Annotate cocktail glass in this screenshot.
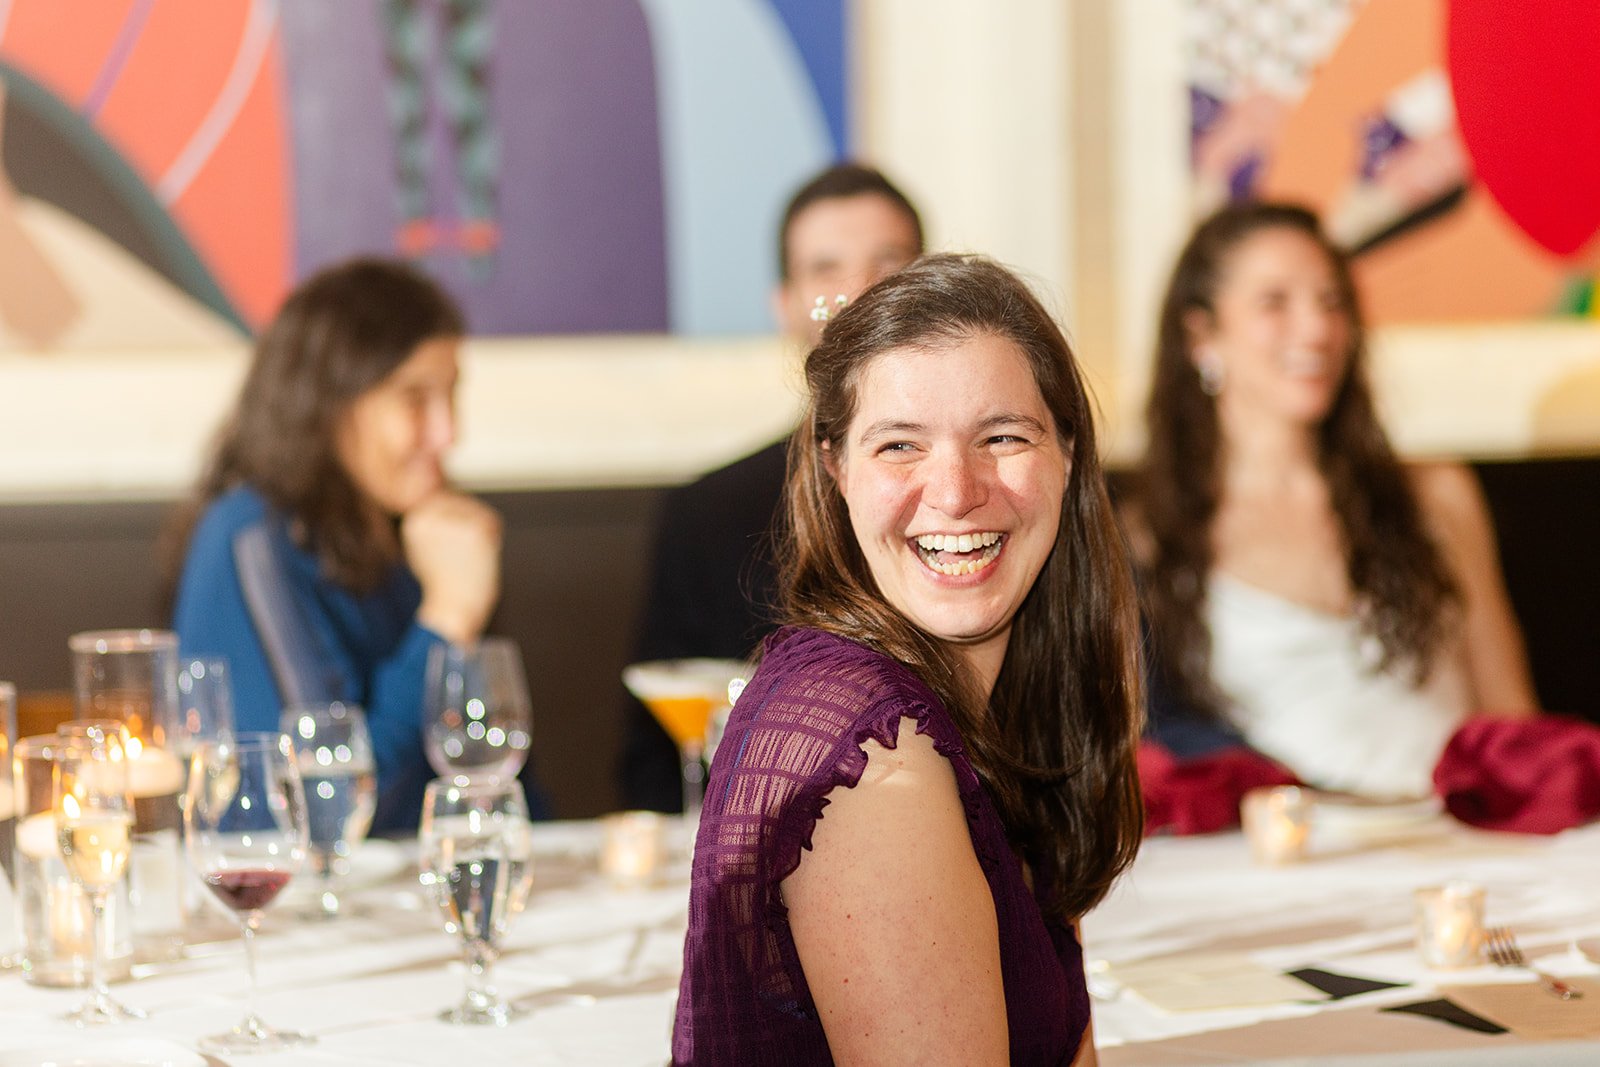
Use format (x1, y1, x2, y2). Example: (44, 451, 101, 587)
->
(621, 659, 747, 824)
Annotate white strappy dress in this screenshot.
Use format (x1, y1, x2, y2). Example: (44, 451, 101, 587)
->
(1205, 572, 1470, 799)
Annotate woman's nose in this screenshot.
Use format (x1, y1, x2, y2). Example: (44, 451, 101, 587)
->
(923, 450, 987, 517)
(425, 398, 457, 452)
(1297, 300, 1341, 344)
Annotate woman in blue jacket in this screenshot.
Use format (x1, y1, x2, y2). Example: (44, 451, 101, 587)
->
(169, 259, 504, 832)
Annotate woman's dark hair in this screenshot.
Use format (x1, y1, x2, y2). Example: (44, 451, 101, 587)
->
(1136, 202, 1458, 716)
(780, 252, 1143, 921)
(165, 258, 464, 592)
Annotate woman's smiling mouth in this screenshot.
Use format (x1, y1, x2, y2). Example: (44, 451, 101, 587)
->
(912, 531, 1005, 576)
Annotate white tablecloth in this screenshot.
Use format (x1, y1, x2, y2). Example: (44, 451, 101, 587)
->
(1083, 817, 1600, 1066)
(8, 814, 1599, 1065)
(0, 821, 688, 1066)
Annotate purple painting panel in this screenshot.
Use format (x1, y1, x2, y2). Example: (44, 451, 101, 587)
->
(278, 0, 667, 335)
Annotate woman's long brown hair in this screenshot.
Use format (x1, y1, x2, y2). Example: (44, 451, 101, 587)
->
(779, 253, 1144, 921)
(1136, 202, 1458, 717)
(163, 258, 464, 595)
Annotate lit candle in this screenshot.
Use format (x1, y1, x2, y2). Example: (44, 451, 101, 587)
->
(601, 811, 665, 889)
(16, 812, 94, 957)
(124, 737, 185, 799)
(1415, 882, 1485, 968)
(1240, 786, 1312, 865)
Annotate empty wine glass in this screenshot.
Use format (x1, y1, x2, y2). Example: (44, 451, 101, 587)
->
(0, 680, 17, 971)
(53, 720, 142, 1024)
(418, 776, 534, 1025)
(423, 639, 532, 782)
(174, 657, 235, 756)
(281, 703, 375, 919)
(184, 733, 311, 1054)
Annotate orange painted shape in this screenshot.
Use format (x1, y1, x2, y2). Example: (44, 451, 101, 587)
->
(168, 34, 292, 329)
(0, 0, 137, 106)
(94, 0, 249, 183)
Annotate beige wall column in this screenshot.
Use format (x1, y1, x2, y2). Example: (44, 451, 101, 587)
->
(856, 0, 1076, 330)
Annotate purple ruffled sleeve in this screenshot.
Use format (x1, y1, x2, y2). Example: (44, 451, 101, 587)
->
(672, 627, 1088, 1066)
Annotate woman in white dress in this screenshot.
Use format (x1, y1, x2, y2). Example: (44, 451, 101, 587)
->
(1128, 202, 1537, 799)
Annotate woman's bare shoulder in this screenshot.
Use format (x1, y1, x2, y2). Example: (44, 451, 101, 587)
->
(1404, 460, 1488, 527)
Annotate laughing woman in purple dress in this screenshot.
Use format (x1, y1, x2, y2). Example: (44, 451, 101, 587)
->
(673, 254, 1144, 1065)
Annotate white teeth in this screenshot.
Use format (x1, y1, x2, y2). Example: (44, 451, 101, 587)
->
(914, 531, 1001, 551)
(912, 532, 1005, 576)
(1282, 350, 1327, 375)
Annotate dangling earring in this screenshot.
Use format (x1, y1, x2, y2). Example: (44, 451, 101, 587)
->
(1194, 346, 1224, 397)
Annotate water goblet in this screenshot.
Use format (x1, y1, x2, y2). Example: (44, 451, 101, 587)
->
(419, 776, 534, 1025)
(53, 720, 143, 1024)
(281, 703, 376, 919)
(184, 733, 312, 1054)
(423, 639, 533, 782)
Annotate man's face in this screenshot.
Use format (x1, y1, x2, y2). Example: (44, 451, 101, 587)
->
(775, 193, 922, 342)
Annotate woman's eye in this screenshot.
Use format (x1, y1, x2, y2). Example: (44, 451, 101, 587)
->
(877, 441, 917, 456)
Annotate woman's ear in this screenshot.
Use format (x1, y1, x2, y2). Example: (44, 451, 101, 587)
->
(820, 439, 843, 489)
(1182, 308, 1214, 360)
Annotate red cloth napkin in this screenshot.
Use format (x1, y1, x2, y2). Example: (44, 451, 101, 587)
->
(1434, 715, 1600, 834)
(1140, 741, 1299, 836)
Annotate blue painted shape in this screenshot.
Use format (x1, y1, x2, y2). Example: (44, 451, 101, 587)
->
(763, 0, 849, 156)
(638, 0, 833, 335)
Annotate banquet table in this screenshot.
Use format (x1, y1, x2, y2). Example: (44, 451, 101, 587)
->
(5, 814, 1600, 1065)
(1083, 814, 1600, 1066)
(0, 821, 692, 1066)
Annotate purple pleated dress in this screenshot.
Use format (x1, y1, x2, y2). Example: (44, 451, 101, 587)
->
(672, 627, 1090, 1065)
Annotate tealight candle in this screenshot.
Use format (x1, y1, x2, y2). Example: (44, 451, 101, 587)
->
(123, 737, 185, 800)
(1415, 882, 1485, 968)
(601, 811, 666, 889)
(1240, 785, 1312, 865)
(13, 736, 134, 986)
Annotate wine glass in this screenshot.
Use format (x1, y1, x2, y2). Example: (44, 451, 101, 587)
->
(52, 720, 143, 1024)
(621, 659, 748, 822)
(184, 733, 311, 1054)
(281, 703, 375, 919)
(174, 657, 236, 755)
(423, 639, 532, 782)
(0, 680, 18, 971)
(418, 776, 534, 1025)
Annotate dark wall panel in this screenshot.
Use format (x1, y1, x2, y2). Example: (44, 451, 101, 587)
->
(1, 460, 1594, 819)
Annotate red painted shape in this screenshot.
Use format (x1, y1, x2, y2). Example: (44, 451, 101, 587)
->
(1447, 0, 1600, 256)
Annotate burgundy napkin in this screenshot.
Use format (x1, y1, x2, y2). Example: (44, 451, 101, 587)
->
(1140, 741, 1299, 836)
(1434, 715, 1600, 834)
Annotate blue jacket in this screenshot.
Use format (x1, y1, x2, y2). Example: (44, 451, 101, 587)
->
(172, 485, 439, 833)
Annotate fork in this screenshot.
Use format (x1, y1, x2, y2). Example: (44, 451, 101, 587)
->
(1485, 926, 1583, 1000)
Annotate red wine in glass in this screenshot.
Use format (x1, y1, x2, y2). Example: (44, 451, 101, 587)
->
(205, 869, 293, 913)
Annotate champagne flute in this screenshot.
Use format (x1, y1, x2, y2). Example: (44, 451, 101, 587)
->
(423, 639, 533, 782)
(184, 733, 311, 1054)
(419, 776, 534, 1025)
(52, 720, 143, 1024)
(621, 659, 747, 822)
(281, 703, 376, 919)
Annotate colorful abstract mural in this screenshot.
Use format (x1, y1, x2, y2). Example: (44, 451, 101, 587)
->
(1186, 0, 1600, 324)
(0, 0, 849, 350)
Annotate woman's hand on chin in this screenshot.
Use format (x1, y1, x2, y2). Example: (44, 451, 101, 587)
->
(404, 490, 503, 645)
